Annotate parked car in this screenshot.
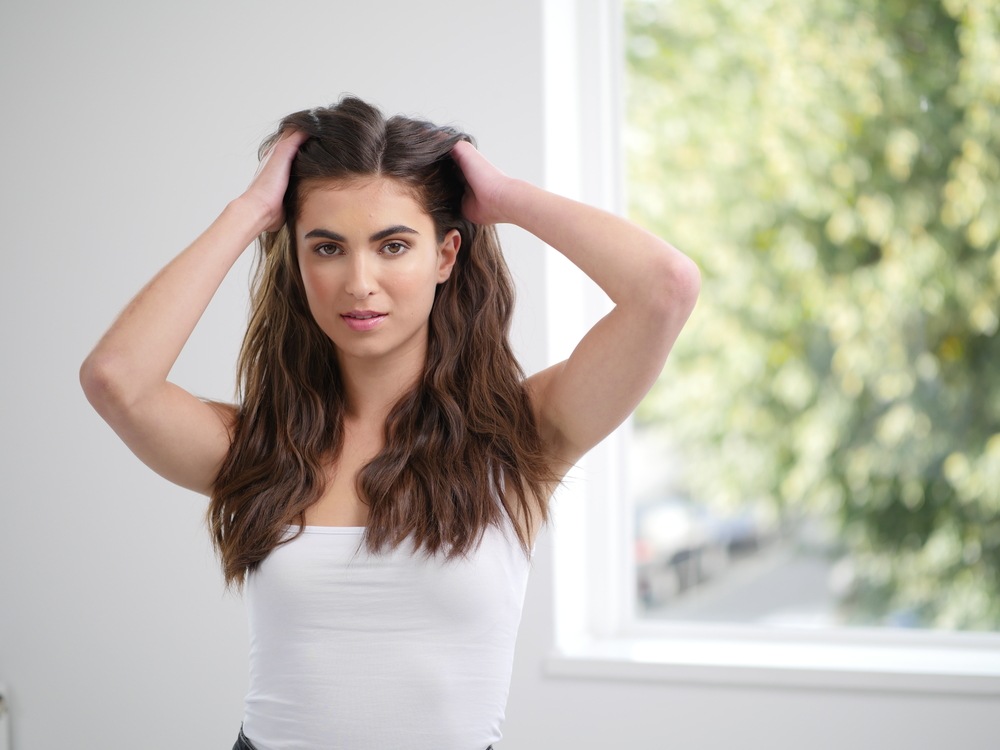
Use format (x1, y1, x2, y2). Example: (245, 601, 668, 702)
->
(635, 496, 767, 608)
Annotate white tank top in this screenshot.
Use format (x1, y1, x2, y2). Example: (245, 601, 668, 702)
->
(241, 522, 531, 750)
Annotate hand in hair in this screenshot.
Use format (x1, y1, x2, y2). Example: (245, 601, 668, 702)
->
(450, 140, 514, 226)
(79, 127, 309, 497)
(245, 128, 310, 232)
(450, 139, 701, 470)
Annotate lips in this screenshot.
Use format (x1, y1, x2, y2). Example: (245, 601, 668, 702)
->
(340, 310, 387, 332)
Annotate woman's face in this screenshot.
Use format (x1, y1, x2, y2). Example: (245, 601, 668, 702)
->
(294, 176, 460, 370)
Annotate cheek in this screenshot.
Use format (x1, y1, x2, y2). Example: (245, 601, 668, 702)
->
(400, 271, 440, 315)
(298, 267, 336, 318)
(298, 271, 318, 309)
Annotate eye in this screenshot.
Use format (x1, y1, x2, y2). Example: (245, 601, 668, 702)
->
(314, 243, 343, 257)
(381, 241, 408, 256)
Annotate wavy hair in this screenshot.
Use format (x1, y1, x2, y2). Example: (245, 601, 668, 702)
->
(207, 97, 553, 588)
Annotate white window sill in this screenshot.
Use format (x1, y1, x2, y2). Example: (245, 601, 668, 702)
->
(544, 635, 1000, 696)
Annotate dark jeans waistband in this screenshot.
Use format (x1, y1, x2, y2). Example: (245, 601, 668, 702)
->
(232, 726, 256, 750)
(233, 727, 257, 750)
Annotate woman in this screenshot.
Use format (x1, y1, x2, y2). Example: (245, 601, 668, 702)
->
(80, 97, 699, 750)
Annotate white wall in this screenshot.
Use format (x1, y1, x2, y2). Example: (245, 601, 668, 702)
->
(0, 1, 996, 749)
(0, 1, 546, 748)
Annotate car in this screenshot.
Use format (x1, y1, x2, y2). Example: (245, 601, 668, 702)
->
(635, 496, 768, 608)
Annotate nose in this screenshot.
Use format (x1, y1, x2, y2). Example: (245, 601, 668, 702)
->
(344, 254, 378, 299)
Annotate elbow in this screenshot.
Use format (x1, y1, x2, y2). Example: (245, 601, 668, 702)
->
(647, 248, 701, 322)
(675, 254, 702, 313)
(79, 350, 129, 417)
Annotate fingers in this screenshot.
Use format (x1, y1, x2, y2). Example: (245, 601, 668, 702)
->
(245, 128, 310, 231)
(451, 139, 476, 159)
(277, 127, 310, 151)
(450, 141, 511, 225)
(257, 128, 308, 175)
(450, 140, 482, 175)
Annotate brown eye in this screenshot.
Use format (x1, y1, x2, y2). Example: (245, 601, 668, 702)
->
(315, 243, 342, 257)
(382, 242, 408, 256)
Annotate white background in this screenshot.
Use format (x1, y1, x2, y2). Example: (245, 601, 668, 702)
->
(0, 0, 996, 748)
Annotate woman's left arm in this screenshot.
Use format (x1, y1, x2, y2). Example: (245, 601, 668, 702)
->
(452, 141, 701, 468)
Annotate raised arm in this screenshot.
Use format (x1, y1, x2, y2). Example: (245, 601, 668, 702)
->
(451, 140, 700, 469)
(79, 129, 308, 494)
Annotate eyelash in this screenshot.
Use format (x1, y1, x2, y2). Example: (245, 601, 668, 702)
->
(381, 241, 408, 256)
(313, 241, 409, 257)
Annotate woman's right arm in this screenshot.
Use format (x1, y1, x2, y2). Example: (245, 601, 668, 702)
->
(79, 129, 308, 495)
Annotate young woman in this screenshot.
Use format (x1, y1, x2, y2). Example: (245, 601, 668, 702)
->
(80, 97, 699, 750)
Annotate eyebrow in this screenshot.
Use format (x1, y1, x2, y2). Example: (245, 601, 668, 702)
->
(303, 225, 420, 243)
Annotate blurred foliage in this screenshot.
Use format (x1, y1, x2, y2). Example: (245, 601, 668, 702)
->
(626, 0, 1000, 629)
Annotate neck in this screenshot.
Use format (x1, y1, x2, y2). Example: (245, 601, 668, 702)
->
(336, 341, 427, 423)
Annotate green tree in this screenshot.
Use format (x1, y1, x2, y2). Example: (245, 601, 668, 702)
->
(627, 0, 1000, 628)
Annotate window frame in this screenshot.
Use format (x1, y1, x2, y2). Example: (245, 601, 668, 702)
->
(540, 0, 1000, 697)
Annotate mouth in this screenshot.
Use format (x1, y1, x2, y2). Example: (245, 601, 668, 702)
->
(340, 310, 388, 331)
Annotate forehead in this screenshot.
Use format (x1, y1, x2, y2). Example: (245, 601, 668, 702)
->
(296, 177, 430, 232)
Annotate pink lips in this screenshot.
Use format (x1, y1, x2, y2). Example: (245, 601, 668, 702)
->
(341, 310, 387, 332)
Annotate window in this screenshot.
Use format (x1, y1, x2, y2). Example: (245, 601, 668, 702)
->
(625, 0, 1000, 634)
(542, 0, 1000, 694)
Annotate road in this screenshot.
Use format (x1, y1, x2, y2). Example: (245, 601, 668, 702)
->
(642, 543, 841, 627)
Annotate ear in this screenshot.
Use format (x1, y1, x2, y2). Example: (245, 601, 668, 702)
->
(436, 228, 461, 283)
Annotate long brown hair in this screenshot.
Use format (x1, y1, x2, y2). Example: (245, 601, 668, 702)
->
(207, 97, 553, 588)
